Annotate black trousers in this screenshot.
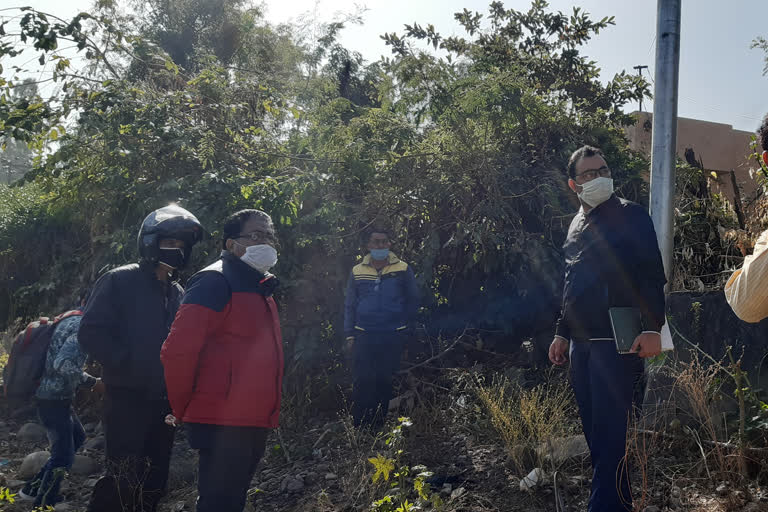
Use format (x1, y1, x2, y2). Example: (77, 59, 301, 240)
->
(87, 388, 174, 512)
(351, 331, 405, 426)
(186, 423, 269, 512)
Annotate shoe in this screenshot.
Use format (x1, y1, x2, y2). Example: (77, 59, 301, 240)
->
(16, 489, 36, 502)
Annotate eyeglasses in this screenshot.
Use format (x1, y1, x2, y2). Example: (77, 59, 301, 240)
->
(574, 167, 611, 183)
(237, 230, 277, 244)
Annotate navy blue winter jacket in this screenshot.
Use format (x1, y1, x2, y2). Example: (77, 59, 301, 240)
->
(554, 195, 667, 341)
(344, 253, 419, 337)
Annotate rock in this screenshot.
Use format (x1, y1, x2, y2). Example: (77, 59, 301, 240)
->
(537, 435, 588, 464)
(168, 454, 197, 485)
(670, 486, 681, 499)
(17, 423, 48, 444)
(84, 436, 106, 451)
(717, 482, 729, 497)
(280, 476, 304, 493)
(83, 423, 97, 433)
(54, 503, 72, 511)
(450, 487, 466, 500)
(441, 483, 453, 495)
(71, 455, 100, 476)
(324, 472, 337, 481)
(19, 451, 50, 479)
(84, 478, 99, 488)
(6, 479, 26, 489)
(388, 390, 416, 412)
(519, 468, 543, 492)
(303, 472, 318, 485)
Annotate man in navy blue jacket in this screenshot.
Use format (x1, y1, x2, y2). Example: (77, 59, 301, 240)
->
(344, 228, 419, 426)
(549, 146, 666, 512)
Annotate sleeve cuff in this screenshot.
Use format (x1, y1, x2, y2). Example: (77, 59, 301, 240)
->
(641, 331, 661, 335)
(553, 335, 569, 343)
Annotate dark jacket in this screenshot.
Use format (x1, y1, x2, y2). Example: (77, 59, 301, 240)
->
(344, 253, 419, 337)
(161, 252, 283, 428)
(554, 195, 666, 341)
(78, 262, 182, 395)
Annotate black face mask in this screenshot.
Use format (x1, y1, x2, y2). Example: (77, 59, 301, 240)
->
(158, 248, 186, 269)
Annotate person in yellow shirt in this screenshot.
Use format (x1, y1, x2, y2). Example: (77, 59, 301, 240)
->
(725, 115, 768, 322)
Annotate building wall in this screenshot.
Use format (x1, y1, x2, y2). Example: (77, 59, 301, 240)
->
(625, 111, 758, 206)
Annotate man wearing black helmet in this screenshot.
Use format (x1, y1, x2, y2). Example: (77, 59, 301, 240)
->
(79, 205, 203, 512)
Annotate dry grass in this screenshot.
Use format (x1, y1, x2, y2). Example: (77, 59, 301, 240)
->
(669, 353, 735, 480)
(473, 370, 576, 474)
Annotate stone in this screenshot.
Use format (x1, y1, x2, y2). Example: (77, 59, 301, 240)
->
(537, 435, 588, 464)
(717, 482, 729, 497)
(303, 472, 318, 485)
(280, 476, 304, 493)
(6, 479, 26, 489)
(168, 455, 197, 485)
(670, 486, 682, 499)
(18, 451, 50, 479)
(70, 455, 100, 476)
(54, 503, 72, 511)
(324, 472, 337, 481)
(450, 487, 466, 500)
(84, 436, 105, 451)
(17, 423, 47, 444)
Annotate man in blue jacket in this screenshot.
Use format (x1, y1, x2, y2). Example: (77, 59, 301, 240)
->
(344, 228, 419, 426)
(549, 146, 666, 512)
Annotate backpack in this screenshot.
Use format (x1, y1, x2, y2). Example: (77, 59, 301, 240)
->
(2, 310, 83, 402)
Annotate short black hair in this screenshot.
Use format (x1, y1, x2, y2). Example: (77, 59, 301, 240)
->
(759, 113, 768, 153)
(222, 209, 273, 249)
(567, 145, 604, 179)
(363, 225, 390, 245)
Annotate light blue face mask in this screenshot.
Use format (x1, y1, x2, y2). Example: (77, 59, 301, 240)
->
(370, 248, 390, 261)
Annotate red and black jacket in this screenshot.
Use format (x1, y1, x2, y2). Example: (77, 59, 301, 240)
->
(161, 252, 283, 428)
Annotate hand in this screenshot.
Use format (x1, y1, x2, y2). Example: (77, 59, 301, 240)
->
(630, 332, 662, 358)
(549, 337, 569, 366)
(91, 378, 105, 394)
(165, 414, 181, 427)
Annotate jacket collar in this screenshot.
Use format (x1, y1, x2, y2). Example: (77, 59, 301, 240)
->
(221, 251, 279, 296)
(362, 252, 401, 266)
(582, 194, 620, 217)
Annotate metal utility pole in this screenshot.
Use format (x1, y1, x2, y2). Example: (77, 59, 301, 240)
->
(649, 0, 681, 285)
(633, 65, 649, 111)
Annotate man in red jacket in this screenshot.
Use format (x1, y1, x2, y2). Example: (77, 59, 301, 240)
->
(161, 209, 283, 512)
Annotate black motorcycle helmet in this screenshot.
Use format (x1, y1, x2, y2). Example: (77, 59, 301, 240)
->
(137, 205, 203, 267)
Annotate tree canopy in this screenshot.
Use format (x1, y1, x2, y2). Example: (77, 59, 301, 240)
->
(0, 0, 651, 361)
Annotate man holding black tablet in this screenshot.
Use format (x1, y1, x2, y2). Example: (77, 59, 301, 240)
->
(548, 146, 666, 512)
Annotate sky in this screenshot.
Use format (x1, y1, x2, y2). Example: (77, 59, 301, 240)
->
(3, 0, 768, 132)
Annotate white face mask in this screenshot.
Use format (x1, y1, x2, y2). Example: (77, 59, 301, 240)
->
(577, 177, 614, 207)
(238, 244, 278, 273)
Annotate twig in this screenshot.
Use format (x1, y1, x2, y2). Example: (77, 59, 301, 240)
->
(399, 328, 468, 373)
(276, 427, 292, 464)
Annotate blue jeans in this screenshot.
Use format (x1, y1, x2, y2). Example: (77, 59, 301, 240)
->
(23, 399, 85, 506)
(569, 340, 645, 512)
(351, 331, 405, 426)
